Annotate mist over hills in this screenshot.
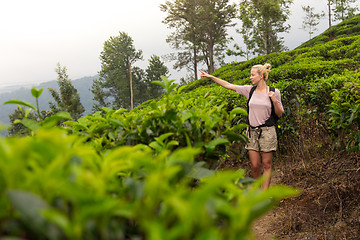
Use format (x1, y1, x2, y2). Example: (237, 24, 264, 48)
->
(0, 75, 97, 124)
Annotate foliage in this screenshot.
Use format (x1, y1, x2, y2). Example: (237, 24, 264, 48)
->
(64, 76, 248, 167)
(330, 0, 359, 22)
(0, 127, 299, 239)
(92, 32, 143, 111)
(4, 87, 73, 136)
(238, 0, 293, 55)
(7, 107, 38, 136)
(0, 77, 299, 239)
(328, 75, 360, 151)
(160, 0, 237, 74)
(182, 14, 360, 152)
(301, 5, 325, 40)
(297, 13, 360, 48)
(144, 55, 169, 99)
(48, 63, 85, 121)
(3, 12, 360, 240)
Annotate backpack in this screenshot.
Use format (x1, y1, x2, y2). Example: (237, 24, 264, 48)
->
(246, 85, 279, 128)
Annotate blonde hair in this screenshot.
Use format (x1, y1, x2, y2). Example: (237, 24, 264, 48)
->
(252, 63, 272, 81)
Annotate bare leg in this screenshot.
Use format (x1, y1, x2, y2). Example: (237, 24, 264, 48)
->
(249, 150, 261, 179)
(261, 152, 273, 189)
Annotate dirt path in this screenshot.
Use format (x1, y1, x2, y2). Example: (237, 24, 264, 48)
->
(252, 168, 283, 240)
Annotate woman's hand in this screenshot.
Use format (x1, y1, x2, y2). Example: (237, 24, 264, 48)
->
(269, 91, 277, 102)
(199, 69, 211, 79)
(198, 69, 236, 91)
(269, 91, 284, 117)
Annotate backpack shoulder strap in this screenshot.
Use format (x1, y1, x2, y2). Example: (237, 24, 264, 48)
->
(246, 86, 257, 125)
(248, 86, 257, 102)
(269, 86, 275, 92)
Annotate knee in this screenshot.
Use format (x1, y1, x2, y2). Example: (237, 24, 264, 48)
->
(263, 161, 272, 171)
(251, 162, 261, 171)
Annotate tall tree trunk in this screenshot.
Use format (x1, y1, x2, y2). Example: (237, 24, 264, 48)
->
(262, 17, 268, 55)
(208, 42, 215, 74)
(328, 0, 332, 28)
(263, 34, 268, 55)
(129, 63, 134, 110)
(193, 44, 198, 80)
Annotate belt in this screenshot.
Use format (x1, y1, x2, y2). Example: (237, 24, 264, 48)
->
(248, 126, 263, 140)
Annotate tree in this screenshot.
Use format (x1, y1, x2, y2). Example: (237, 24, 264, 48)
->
(301, 5, 325, 39)
(164, 36, 201, 81)
(91, 77, 110, 112)
(131, 66, 148, 107)
(161, 0, 237, 74)
(7, 108, 37, 136)
(145, 55, 169, 99)
(226, 42, 246, 60)
(331, 0, 359, 22)
(327, 0, 359, 28)
(92, 32, 143, 110)
(239, 0, 293, 55)
(48, 63, 85, 120)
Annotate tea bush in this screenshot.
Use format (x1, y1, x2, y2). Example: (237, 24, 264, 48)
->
(0, 127, 299, 239)
(63, 78, 248, 168)
(3, 14, 360, 239)
(328, 76, 360, 151)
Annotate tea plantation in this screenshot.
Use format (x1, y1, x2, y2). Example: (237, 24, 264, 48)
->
(1, 14, 360, 240)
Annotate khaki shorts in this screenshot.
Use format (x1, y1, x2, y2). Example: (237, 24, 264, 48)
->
(245, 126, 277, 152)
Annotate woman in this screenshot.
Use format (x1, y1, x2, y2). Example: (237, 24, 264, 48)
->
(199, 63, 284, 189)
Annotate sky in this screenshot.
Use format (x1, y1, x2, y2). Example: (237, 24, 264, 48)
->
(0, 0, 357, 89)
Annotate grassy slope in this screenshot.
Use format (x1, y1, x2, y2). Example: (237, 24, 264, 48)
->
(179, 14, 360, 239)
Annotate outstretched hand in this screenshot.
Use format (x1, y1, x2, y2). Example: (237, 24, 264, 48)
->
(199, 69, 211, 79)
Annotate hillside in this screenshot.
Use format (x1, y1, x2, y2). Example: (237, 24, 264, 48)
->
(0, 15, 359, 240)
(185, 14, 360, 239)
(0, 75, 97, 124)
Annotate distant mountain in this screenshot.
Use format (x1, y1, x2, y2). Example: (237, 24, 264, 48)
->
(0, 75, 98, 125)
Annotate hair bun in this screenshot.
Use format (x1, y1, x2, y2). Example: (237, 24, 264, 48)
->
(264, 63, 272, 72)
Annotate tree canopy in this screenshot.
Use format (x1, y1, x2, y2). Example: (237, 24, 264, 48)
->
(92, 32, 143, 111)
(48, 63, 85, 121)
(161, 0, 237, 74)
(239, 0, 293, 55)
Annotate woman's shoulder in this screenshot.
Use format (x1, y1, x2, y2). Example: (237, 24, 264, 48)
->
(235, 85, 253, 91)
(270, 86, 281, 93)
(235, 85, 253, 97)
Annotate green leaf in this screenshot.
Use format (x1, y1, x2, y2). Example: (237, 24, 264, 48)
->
(31, 87, 44, 98)
(20, 118, 40, 132)
(205, 138, 229, 153)
(187, 162, 215, 180)
(230, 107, 248, 120)
(151, 80, 165, 89)
(168, 147, 201, 164)
(3, 100, 37, 110)
(42, 209, 72, 237)
(177, 85, 187, 93)
(181, 110, 193, 122)
(24, 108, 33, 118)
(155, 132, 174, 143)
(101, 107, 113, 113)
(149, 141, 162, 152)
(42, 112, 72, 128)
(223, 131, 248, 143)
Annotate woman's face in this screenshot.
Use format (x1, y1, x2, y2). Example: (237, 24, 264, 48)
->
(250, 68, 263, 85)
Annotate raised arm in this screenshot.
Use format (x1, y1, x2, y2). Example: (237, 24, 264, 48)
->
(199, 69, 237, 91)
(269, 91, 284, 118)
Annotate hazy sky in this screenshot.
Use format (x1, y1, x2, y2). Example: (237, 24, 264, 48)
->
(0, 0, 355, 88)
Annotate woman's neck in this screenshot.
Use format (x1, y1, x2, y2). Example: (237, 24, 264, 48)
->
(256, 80, 268, 93)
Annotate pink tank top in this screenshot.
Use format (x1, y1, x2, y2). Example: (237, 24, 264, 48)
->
(235, 85, 283, 127)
